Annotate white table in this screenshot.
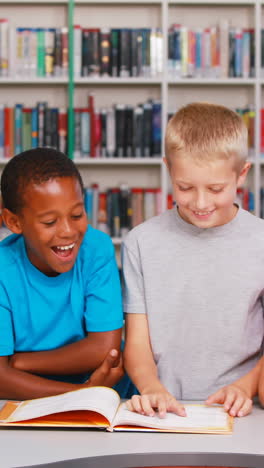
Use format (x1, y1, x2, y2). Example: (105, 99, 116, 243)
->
(0, 401, 264, 468)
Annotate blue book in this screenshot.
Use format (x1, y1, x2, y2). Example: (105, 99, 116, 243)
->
(31, 107, 38, 148)
(14, 104, 23, 155)
(234, 29, 243, 77)
(151, 101, 161, 156)
(173, 26, 181, 76)
(84, 188, 93, 223)
(195, 30, 202, 75)
(249, 191, 254, 213)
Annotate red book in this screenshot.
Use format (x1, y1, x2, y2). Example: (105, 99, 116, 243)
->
(167, 193, 174, 210)
(4, 107, 14, 159)
(261, 109, 264, 154)
(58, 108, 67, 154)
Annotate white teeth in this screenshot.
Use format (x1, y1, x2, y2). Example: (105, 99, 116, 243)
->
(195, 211, 211, 215)
(56, 243, 75, 251)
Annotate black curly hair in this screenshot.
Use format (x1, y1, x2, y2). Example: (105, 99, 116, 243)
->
(1, 147, 84, 214)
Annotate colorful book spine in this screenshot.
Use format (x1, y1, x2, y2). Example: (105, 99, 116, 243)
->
(14, 104, 23, 155)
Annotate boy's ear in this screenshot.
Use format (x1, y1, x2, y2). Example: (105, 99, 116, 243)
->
(237, 161, 251, 187)
(2, 208, 22, 234)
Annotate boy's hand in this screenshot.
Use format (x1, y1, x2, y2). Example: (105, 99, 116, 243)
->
(84, 349, 124, 389)
(126, 391, 186, 418)
(206, 384, 253, 417)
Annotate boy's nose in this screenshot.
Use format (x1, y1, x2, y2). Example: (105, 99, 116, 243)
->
(194, 191, 210, 211)
(58, 219, 74, 237)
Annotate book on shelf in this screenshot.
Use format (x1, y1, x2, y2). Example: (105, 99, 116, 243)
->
(84, 184, 166, 237)
(168, 22, 255, 79)
(0, 386, 233, 434)
(0, 100, 254, 160)
(0, 20, 164, 79)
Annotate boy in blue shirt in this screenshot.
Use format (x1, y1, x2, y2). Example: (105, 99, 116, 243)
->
(0, 147, 124, 399)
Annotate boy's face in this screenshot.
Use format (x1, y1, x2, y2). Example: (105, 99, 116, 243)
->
(167, 156, 250, 229)
(14, 177, 87, 276)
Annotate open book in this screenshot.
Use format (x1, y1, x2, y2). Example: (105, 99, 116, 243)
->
(0, 386, 233, 434)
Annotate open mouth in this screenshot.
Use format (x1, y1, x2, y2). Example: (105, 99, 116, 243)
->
(193, 210, 214, 218)
(51, 243, 75, 258)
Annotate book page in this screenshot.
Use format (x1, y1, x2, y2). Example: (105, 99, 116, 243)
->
(113, 404, 232, 433)
(2, 386, 120, 424)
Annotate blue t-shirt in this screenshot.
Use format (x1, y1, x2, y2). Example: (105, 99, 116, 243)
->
(0, 227, 123, 366)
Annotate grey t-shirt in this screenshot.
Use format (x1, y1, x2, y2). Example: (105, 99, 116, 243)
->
(122, 207, 264, 400)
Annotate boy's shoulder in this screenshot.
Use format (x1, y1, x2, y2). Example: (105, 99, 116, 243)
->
(239, 208, 264, 238)
(0, 233, 22, 275)
(124, 209, 175, 246)
(80, 225, 115, 260)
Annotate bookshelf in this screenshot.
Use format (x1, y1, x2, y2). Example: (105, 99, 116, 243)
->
(0, 0, 263, 223)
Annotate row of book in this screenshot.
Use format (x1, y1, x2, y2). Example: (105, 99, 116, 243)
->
(74, 99, 161, 159)
(0, 96, 162, 159)
(0, 21, 68, 78)
(168, 22, 254, 79)
(0, 100, 255, 160)
(75, 26, 162, 78)
(0, 19, 263, 80)
(0, 21, 163, 78)
(84, 184, 173, 238)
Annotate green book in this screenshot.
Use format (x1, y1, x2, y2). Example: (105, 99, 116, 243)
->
(22, 109, 32, 151)
(37, 28, 45, 77)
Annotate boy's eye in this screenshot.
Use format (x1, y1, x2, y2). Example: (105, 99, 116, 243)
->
(72, 213, 83, 220)
(210, 188, 223, 193)
(42, 220, 56, 226)
(178, 186, 192, 191)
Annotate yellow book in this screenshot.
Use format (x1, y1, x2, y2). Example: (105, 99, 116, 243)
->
(0, 386, 233, 434)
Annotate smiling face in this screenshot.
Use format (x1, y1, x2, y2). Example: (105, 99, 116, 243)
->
(167, 156, 250, 229)
(8, 176, 88, 276)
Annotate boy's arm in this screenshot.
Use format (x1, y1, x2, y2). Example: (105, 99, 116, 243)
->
(10, 328, 122, 375)
(0, 349, 123, 400)
(258, 357, 264, 405)
(124, 313, 185, 417)
(206, 358, 263, 417)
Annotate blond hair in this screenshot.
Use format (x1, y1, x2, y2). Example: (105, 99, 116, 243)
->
(165, 102, 248, 171)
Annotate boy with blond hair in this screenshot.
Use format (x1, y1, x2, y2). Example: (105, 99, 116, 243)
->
(123, 102, 264, 418)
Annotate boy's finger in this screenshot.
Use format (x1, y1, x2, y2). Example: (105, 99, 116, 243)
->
(237, 398, 253, 417)
(205, 389, 224, 406)
(168, 399, 186, 417)
(141, 394, 155, 416)
(229, 395, 245, 417)
(223, 390, 236, 412)
(125, 399, 133, 411)
(130, 395, 145, 414)
(156, 396, 167, 418)
(100, 349, 119, 372)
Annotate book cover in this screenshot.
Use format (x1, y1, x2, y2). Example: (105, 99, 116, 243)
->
(74, 25, 82, 78)
(110, 28, 119, 77)
(100, 28, 111, 76)
(119, 29, 131, 77)
(115, 104, 126, 157)
(54, 28, 62, 77)
(80, 108, 90, 157)
(22, 108, 32, 152)
(87, 28, 100, 77)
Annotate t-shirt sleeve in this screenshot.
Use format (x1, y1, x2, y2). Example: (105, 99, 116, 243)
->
(0, 283, 14, 356)
(84, 239, 123, 332)
(121, 238, 146, 314)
